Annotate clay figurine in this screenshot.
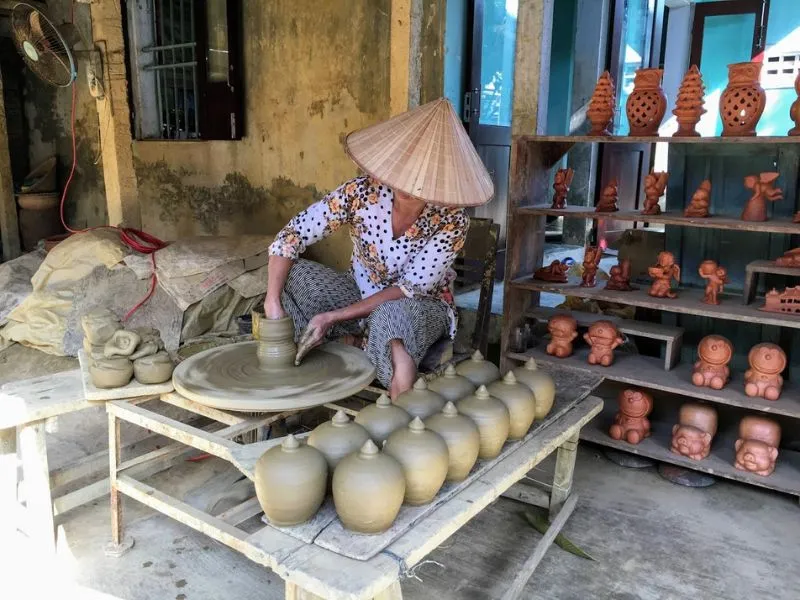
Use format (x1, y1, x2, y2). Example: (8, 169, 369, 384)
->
(307, 410, 371, 472)
(626, 68, 667, 136)
(775, 248, 800, 268)
(648, 251, 680, 299)
(581, 246, 602, 288)
(744, 343, 786, 401)
(762, 287, 800, 314)
(720, 62, 765, 137)
(384, 417, 450, 505)
(698, 260, 728, 305)
(133, 351, 174, 385)
(608, 388, 653, 444)
(486, 372, 536, 440)
(394, 378, 447, 420)
(672, 65, 706, 138)
(587, 71, 616, 136)
(734, 416, 781, 477)
(427, 364, 476, 402)
(103, 329, 142, 359)
(534, 260, 569, 283)
(456, 385, 510, 460)
(691, 335, 733, 390)
(454, 350, 501, 387)
(671, 403, 717, 460)
(583, 320, 624, 367)
(790, 72, 800, 136)
(641, 171, 668, 215)
(596, 179, 619, 213)
(425, 402, 481, 482)
(354, 393, 412, 444)
(546, 314, 578, 358)
(605, 258, 634, 292)
(89, 357, 134, 389)
(551, 168, 574, 209)
(511, 358, 556, 420)
(683, 180, 712, 218)
(741, 172, 783, 222)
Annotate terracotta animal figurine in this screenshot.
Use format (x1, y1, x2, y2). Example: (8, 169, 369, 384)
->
(762, 287, 800, 314)
(641, 171, 668, 215)
(608, 388, 653, 444)
(735, 416, 781, 477)
(684, 180, 711, 217)
(741, 172, 783, 222)
(671, 403, 717, 461)
(790, 72, 800, 136)
(775, 248, 800, 268)
(581, 246, 602, 288)
(626, 68, 666, 136)
(546, 314, 578, 358)
(596, 179, 619, 212)
(691, 335, 733, 390)
(648, 251, 680, 299)
(673, 65, 706, 138)
(698, 260, 728, 305)
(583, 320, 624, 367)
(587, 71, 616, 136)
(534, 260, 569, 283)
(551, 168, 574, 209)
(744, 343, 786, 401)
(605, 258, 634, 291)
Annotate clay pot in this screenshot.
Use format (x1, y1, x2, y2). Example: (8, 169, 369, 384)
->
(425, 402, 480, 482)
(307, 410, 371, 472)
(394, 378, 446, 420)
(133, 351, 174, 385)
(626, 68, 667, 136)
(17, 192, 63, 252)
(252, 311, 297, 369)
(103, 329, 142, 358)
(81, 308, 121, 345)
(89, 357, 133, 389)
(254, 434, 327, 526)
(456, 385, 510, 459)
(354, 393, 412, 444)
(720, 62, 765, 137)
(486, 372, 536, 440)
(512, 359, 556, 420)
(427, 364, 476, 402)
(332, 440, 405, 534)
(455, 350, 501, 387)
(384, 417, 449, 505)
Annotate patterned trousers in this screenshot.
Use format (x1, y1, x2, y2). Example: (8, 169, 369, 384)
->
(280, 259, 450, 387)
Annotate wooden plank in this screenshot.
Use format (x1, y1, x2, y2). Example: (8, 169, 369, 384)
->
(526, 306, 684, 341)
(0, 370, 88, 429)
(500, 482, 550, 509)
(263, 498, 338, 544)
(78, 351, 173, 401)
(159, 392, 246, 426)
(513, 134, 800, 145)
(18, 421, 55, 551)
(0, 67, 20, 260)
(218, 496, 263, 526)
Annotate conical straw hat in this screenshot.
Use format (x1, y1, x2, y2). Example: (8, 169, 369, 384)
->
(345, 98, 494, 207)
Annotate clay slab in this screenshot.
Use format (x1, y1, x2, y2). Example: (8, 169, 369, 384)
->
(78, 350, 174, 401)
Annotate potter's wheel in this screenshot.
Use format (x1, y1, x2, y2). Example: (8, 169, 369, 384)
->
(172, 341, 376, 412)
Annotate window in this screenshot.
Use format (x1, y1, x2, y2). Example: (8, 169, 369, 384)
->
(763, 52, 800, 89)
(125, 0, 243, 140)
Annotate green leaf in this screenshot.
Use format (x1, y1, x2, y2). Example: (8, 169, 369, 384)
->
(523, 510, 595, 561)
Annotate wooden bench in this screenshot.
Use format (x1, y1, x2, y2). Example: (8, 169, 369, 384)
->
(743, 259, 800, 305)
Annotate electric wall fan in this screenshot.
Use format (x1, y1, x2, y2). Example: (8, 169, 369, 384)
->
(11, 2, 77, 87)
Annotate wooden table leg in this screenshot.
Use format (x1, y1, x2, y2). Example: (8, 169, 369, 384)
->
(0, 426, 17, 539)
(19, 420, 56, 552)
(549, 431, 579, 519)
(104, 412, 134, 557)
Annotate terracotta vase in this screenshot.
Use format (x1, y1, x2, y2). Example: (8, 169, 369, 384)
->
(719, 62, 765, 137)
(133, 351, 174, 385)
(512, 359, 556, 420)
(103, 329, 142, 358)
(89, 357, 133, 389)
(307, 410, 371, 472)
(394, 378, 447, 420)
(486, 372, 536, 440)
(254, 434, 327, 526)
(456, 385, 510, 459)
(424, 402, 481, 482)
(455, 350, 501, 387)
(734, 416, 781, 476)
(626, 68, 667, 136)
(332, 439, 405, 533)
(744, 343, 786, 401)
(670, 403, 717, 461)
(354, 393, 412, 444)
(427, 364, 476, 402)
(384, 417, 450, 505)
(252, 311, 297, 369)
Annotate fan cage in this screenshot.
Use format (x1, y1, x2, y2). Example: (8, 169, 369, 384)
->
(11, 2, 77, 88)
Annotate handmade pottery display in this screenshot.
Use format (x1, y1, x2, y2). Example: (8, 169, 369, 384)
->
(691, 335, 733, 390)
(354, 393, 412, 444)
(587, 71, 616, 136)
(551, 168, 574, 209)
(455, 350, 501, 387)
(512, 359, 555, 420)
(81, 308, 121, 346)
(596, 179, 619, 212)
(546, 314, 578, 358)
(424, 402, 481, 482)
(605, 258, 634, 292)
(384, 417, 449, 505)
(741, 173, 783, 222)
(775, 248, 800, 267)
(456, 385, 510, 459)
(487, 372, 536, 440)
(648, 251, 680, 299)
(698, 260, 728, 305)
(394, 378, 447, 420)
(581, 246, 602, 288)
(332, 439, 405, 533)
(533, 260, 569, 283)
(734, 416, 781, 476)
(790, 72, 800, 136)
(133, 351, 174, 384)
(684, 180, 711, 217)
(673, 65, 706, 138)
(641, 171, 668, 215)
(254, 434, 327, 526)
(762, 287, 800, 314)
(720, 62, 765, 137)
(307, 410, 371, 471)
(626, 68, 667, 136)
(252, 311, 297, 369)
(608, 388, 653, 445)
(670, 403, 718, 461)
(584, 321, 623, 367)
(744, 343, 786, 401)
(103, 329, 142, 358)
(89, 357, 134, 389)
(427, 364, 476, 402)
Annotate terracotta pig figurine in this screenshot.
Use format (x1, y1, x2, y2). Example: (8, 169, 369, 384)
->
(609, 388, 653, 444)
(546, 314, 578, 358)
(671, 403, 717, 461)
(744, 343, 786, 401)
(551, 168, 574, 209)
(581, 246, 602, 287)
(648, 251, 680, 299)
(698, 260, 728, 305)
(734, 416, 781, 477)
(584, 321, 624, 367)
(691, 335, 733, 390)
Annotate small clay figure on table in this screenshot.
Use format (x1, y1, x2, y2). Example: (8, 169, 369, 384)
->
(609, 388, 653, 444)
(744, 342, 786, 401)
(648, 251, 680, 299)
(581, 246, 602, 287)
(533, 260, 569, 283)
(671, 403, 717, 461)
(596, 179, 619, 212)
(546, 314, 578, 358)
(551, 168, 574, 209)
(691, 335, 733, 390)
(762, 287, 800, 314)
(605, 258, 634, 291)
(735, 416, 781, 477)
(641, 171, 668, 215)
(775, 248, 800, 267)
(684, 180, 711, 218)
(698, 260, 728, 305)
(741, 172, 783, 222)
(583, 320, 624, 367)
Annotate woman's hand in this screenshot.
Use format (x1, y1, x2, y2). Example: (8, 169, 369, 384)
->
(264, 297, 286, 320)
(295, 312, 336, 364)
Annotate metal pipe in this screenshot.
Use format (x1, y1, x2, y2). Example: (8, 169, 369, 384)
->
(143, 61, 197, 72)
(170, 0, 179, 138)
(141, 41, 196, 52)
(180, 0, 188, 136)
(190, 0, 199, 137)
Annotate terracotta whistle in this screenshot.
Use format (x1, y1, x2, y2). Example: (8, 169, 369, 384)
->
(671, 403, 717, 461)
(691, 335, 732, 390)
(608, 388, 652, 444)
(744, 343, 786, 401)
(734, 416, 781, 477)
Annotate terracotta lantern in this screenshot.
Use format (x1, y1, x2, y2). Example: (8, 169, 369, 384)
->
(587, 71, 616, 136)
(691, 335, 733, 390)
(734, 416, 781, 477)
(719, 62, 766, 137)
(626, 68, 667, 136)
(671, 403, 717, 461)
(546, 314, 578, 358)
(789, 72, 800, 136)
(551, 168, 574, 209)
(583, 320, 624, 367)
(608, 388, 653, 444)
(744, 343, 786, 401)
(673, 65, 706, 138)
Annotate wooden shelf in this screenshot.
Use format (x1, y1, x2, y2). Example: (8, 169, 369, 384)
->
(505, 347, 800, 419)
(510, 276, 800, 330)
(516, 205, 800, 235)
(513, 134, 800, 145)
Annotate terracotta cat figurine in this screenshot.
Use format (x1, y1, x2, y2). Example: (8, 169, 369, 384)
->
(546, 314, 578, 358)
(691, 335, 732, 390)
(609, 388, 653, 444)
(584, 321, 624, 367)
(744, 343, 786, 401)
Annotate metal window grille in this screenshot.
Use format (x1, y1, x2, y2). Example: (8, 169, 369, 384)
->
(763, 51, 800, 90)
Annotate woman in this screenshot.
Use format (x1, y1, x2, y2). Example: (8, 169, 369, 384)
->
(264, 99, 493, 398)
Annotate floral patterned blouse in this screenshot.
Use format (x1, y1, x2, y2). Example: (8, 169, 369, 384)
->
(268, 176, 469, 337)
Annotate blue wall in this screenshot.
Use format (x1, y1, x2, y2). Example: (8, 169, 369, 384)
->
(546, 0, 577, 135)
